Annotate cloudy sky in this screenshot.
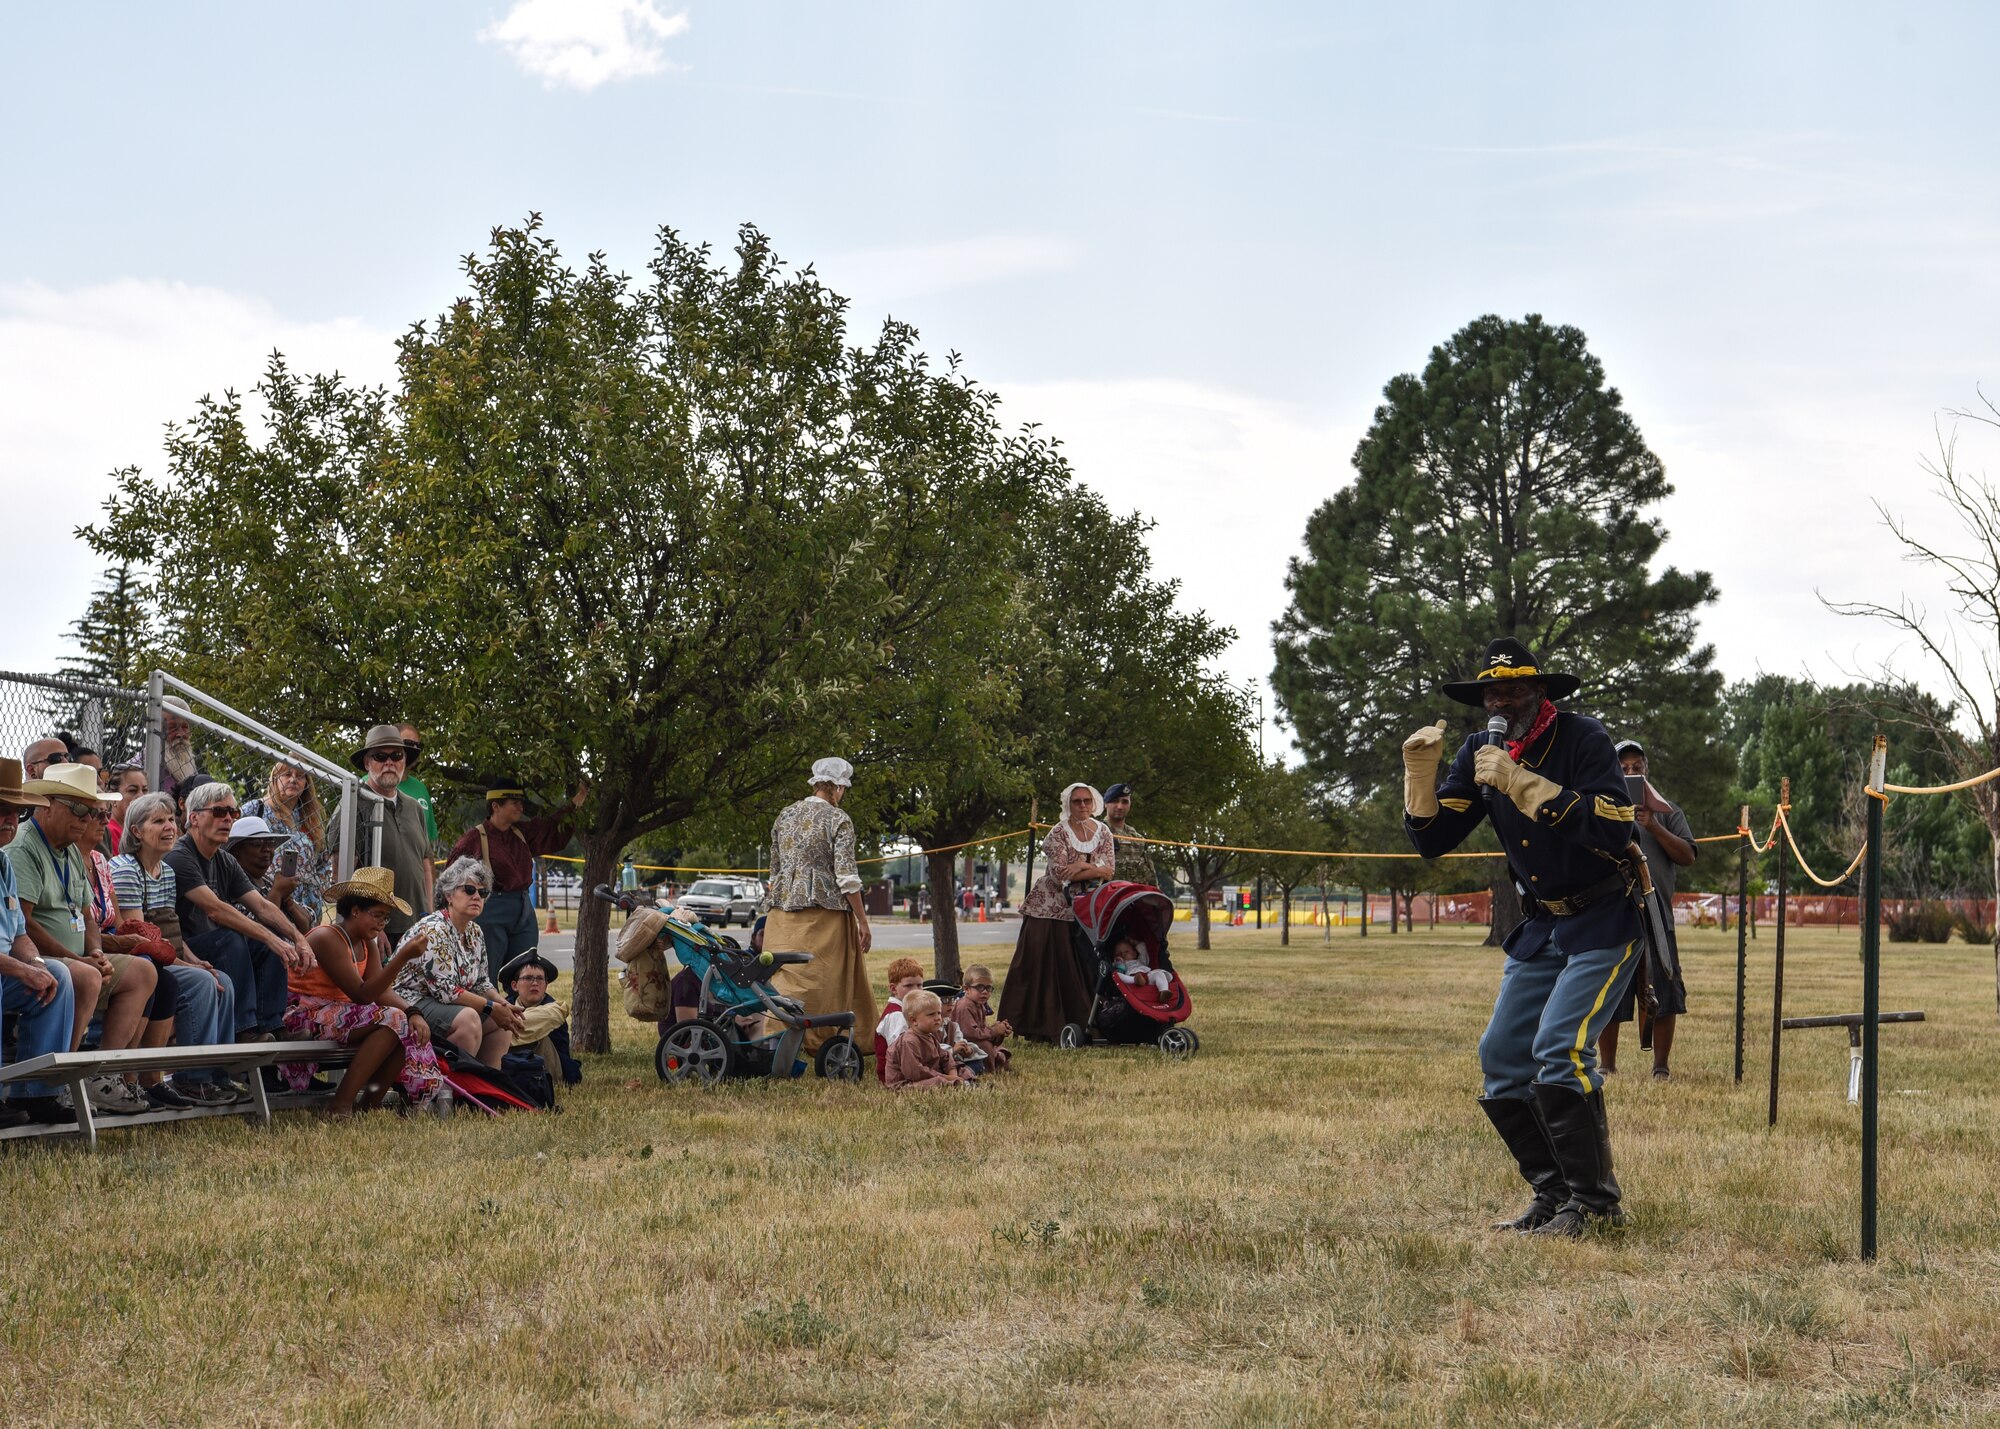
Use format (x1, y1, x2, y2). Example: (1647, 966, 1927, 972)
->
(5, 2, 1998, 749)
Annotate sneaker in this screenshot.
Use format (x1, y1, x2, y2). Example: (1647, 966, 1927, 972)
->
(142, 1082, 196, 1110)
(86, 1075, 152, 1116)
(174, 1079, 241, 1107)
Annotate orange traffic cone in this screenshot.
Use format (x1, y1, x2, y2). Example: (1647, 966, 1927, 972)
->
(979, 900, 988, 923)
(543, 907, 560, 935)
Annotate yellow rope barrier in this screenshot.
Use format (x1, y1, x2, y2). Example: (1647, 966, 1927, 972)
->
(535, 826, 1037, 878)
(1773, 805, 1867, 889)
(1027, 823, 1502, 860)
(1883, 765, 2000, 796)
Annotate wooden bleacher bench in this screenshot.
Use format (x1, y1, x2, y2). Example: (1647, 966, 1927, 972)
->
(0, 1040, 360, 1150)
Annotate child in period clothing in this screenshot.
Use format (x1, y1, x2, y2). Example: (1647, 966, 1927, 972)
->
(953, 964, 1012, 1072)
(874, 956, 924, 1084)
(1111, 934, 1171, 994)
(884, 990, 971, 1090)
(924, 978, 984, 1075)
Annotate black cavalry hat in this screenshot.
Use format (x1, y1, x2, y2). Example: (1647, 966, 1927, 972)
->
(1441, 637, 1580, 707)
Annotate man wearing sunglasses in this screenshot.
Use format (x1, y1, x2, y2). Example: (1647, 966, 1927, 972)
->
(164, 779, 313, 1043)
(332, 724, 433, 943)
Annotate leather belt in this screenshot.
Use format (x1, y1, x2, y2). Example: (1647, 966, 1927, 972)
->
(1525, 868, 1630, 919)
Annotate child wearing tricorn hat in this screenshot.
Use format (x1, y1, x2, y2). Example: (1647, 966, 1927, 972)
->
(1401, 636, 1645, 1238)
(501, 947, 583, 1087)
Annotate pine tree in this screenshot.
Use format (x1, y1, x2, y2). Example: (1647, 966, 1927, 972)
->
(1272, 314, 1726, 940)
(51, 562, 155, 760)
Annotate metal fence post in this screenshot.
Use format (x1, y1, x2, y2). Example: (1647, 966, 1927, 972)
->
(143, 670, 165, 788)
(1735, 805, 1749, 1085)
(336, 775, 361, 881)
(1861, 735, 1887, 1260)
(1767, 779, 1790, 1128)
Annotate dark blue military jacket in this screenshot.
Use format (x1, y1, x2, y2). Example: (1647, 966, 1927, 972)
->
(1405, 710, 1644, 960)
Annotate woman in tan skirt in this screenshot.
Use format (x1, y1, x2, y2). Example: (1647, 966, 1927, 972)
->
(761, 757, 875, 1056)
(999, 783, 1116, 1043)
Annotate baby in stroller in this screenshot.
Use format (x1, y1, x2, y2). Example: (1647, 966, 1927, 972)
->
(1111, 935, 1172, 995)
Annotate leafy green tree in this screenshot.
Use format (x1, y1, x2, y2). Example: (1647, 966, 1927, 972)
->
(1272, 313, 1725, 941)
(830, 383, 1244, 980)
(1725, 674, 1988, 898)
(1238, 762, 1330, 946)
(88, 218, 1078, 1050)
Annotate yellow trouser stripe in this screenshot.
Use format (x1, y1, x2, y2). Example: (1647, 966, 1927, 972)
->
(1569, 939, 1638, 1093)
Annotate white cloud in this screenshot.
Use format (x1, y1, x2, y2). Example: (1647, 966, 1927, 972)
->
(0, 279, 398, 674)
(818, 236, 1082, 302)
(481, 0, 689, 91)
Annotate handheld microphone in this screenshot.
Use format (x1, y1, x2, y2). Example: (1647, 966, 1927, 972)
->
(1481, 716, 1509, 806)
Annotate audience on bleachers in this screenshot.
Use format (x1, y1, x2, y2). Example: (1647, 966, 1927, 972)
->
(2, 707, 1033, 1133)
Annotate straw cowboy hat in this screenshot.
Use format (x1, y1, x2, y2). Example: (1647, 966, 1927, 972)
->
(1440, 637, 1581, 707)
(0, 758, 48, 810)
(23, 763, 119, 805)
(349, 723, 413, 772)
(325, 866, 413, 916)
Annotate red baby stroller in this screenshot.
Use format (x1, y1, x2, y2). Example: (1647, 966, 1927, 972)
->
(1059, 881, 1198, 1059)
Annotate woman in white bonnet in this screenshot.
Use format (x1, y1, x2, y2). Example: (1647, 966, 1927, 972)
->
(998, 782, 1113, 1042)
(760, 757, 875, 1059)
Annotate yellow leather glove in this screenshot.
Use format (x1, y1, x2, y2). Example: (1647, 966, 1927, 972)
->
(1402, 719, 1448, 818)
(1474, 744, 1561, 818)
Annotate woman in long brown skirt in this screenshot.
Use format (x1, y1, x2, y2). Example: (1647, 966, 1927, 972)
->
(999, 783, 1116, 1042)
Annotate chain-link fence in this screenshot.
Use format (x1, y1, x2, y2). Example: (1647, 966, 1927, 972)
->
(0, 669, 383, 879)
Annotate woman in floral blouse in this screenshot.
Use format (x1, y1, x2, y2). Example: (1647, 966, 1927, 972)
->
(999, 782, 1115, 1042)
(760, 756, 875, 1058)
(393, 856, 525, 1067)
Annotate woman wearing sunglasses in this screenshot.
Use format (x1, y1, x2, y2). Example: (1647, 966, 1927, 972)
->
(392, 856, 526, 1067)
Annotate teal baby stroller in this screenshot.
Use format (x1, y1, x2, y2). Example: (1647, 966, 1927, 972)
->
(597, 885, 864, 1085)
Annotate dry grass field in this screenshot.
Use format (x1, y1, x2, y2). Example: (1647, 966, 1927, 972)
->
(5, 921, 2000, 1427)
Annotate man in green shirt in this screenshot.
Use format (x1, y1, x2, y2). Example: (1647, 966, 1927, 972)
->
(397, 722, 439, 847)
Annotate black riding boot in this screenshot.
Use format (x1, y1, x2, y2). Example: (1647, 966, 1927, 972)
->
(1528, 1082, 1628, 1237)
(1478, 1095, 1568, 1232)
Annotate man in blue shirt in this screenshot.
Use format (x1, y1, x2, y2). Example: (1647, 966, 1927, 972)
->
(0, 758, 77, 1126)
(1404, 638, 1644, 1237)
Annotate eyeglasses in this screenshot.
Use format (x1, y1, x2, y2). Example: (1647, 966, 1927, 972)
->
(207, 806, 241, 820)
(56, 798, 109, 820)
(460, 886, 489, 898)
(966, 983, 994, 992)
(366, 749, 407, 764)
